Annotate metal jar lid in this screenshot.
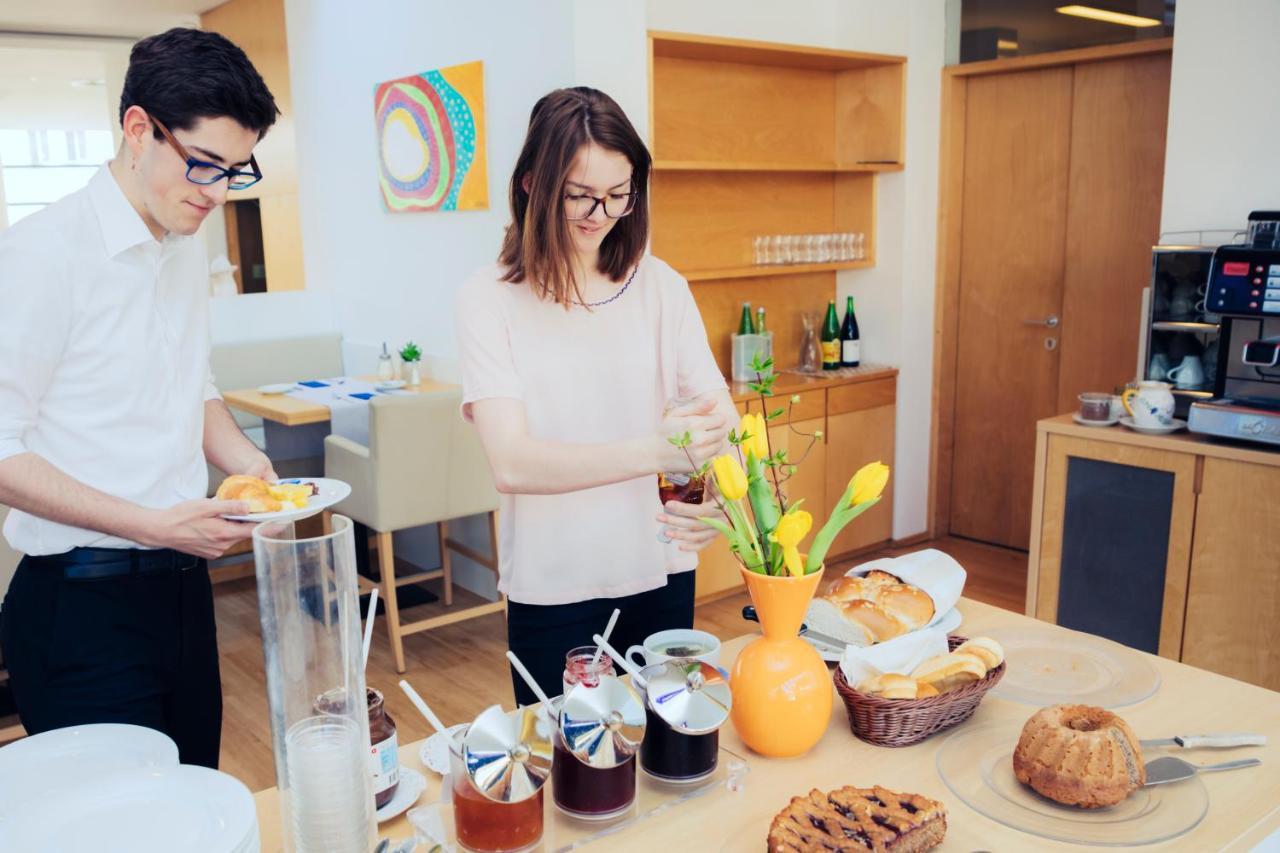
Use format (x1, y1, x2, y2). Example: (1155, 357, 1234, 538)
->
(557, 674, 645, 769)
(462, 703, 551, 803)
(640, 659, 732, 736)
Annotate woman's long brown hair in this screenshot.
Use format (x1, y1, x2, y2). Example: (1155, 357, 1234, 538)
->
(499, 87, 651, 306)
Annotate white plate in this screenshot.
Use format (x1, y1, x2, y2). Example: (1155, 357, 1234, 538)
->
(804, 607, 963, 662)
(419, 724, 467, 775)
(374, 379, 408, 391)
(221, 477, 352, 522)
(1073, 413, 1119, 427)
(1119, 415, 1187, 435)
(256, 382, 296, 395)
(377, 766, 427, 823)
(0, 764, 257, 853)
(0, 723, 179, 818)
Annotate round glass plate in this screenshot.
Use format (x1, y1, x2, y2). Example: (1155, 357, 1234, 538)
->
(937, 722, 1207, 847)
(985, 625, 1160, 708)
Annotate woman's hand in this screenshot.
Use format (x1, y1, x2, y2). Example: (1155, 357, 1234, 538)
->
(657, 498, 722, 553)
(656, 399, 728, 472)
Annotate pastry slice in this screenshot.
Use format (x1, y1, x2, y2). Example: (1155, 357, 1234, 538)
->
(767, 785, 947, 852)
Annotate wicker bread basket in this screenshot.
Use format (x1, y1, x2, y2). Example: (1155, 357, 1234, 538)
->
(832, 635, 1005, 747)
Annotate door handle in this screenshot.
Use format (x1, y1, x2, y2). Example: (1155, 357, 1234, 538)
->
(1023, 315, 1060, 328)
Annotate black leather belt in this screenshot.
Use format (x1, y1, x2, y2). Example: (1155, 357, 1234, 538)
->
(32, 547, 201, 580)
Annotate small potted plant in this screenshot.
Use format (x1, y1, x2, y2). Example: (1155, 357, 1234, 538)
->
(671, 352, 889, 757)
(399, 341, 423, 386)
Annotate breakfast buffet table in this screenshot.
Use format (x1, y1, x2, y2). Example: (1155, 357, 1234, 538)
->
(251, 598, 1280, 851)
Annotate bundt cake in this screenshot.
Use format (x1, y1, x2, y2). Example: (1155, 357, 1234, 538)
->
(1012, 704, 1145, 808)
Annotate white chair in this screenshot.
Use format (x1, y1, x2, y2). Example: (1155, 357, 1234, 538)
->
(325, 390, 502, 673)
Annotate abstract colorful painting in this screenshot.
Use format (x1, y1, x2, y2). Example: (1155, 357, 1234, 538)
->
(373, 60, 488, 212)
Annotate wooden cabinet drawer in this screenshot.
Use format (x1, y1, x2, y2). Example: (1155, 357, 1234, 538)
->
(827, 378, 896, 416)
(745, 389, 826, 423)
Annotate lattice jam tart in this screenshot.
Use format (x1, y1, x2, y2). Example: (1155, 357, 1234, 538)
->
(767, 785, 947, 852)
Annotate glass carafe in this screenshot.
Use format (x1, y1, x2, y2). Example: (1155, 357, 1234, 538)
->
(253, 514, 375, 853)
(799, 312, 820, 372)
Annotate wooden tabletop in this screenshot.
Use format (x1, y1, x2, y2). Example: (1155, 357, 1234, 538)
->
(251, 598, 1280, 851)
(221, 377, 460, 427)
(1040, 413, 1280, 469)
(729, 365, 897, 403)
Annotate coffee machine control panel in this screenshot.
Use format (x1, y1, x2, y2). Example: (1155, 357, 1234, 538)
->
(1208, 246, 1280, 316)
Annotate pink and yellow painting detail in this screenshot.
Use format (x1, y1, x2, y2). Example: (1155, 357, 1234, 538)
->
(373, 60, 488, 212)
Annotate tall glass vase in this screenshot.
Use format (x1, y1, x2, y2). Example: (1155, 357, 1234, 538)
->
(253, 514, 375, 853)
(729, 566, 832, 757)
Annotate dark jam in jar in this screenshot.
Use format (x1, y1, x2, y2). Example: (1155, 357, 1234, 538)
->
(639, 704, 719, 783)
(367, 688, 399, 809)
(551, 729, 636, 820)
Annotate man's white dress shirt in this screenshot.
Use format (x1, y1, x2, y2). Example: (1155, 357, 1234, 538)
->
(0, 166, 220, 555)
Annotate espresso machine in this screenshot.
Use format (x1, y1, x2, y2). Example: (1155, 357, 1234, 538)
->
(1187, 211, 1280, 446)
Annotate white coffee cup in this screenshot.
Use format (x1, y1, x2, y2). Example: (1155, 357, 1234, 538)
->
(1122, 380, 1176, 428)
(626, 628, 721, 669)
(1149, 353, 1171, 381)
(1166, 355, 1205, 389)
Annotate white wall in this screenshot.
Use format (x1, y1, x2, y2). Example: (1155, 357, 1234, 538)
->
(1160, 0, 1280, 237)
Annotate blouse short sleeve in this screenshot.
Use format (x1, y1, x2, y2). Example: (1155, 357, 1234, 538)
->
(673, 276, 728, 400)
(455, 269, 524, 421)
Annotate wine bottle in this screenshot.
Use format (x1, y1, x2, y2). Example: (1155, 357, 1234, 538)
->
(738, 302, 755, 335)
(840, 295, 861, 368)
(756, 306, 767, 335)
(821, 299, 840, 370)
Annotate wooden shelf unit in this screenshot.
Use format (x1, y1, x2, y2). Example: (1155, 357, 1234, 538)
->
(647, 31, 905, 376)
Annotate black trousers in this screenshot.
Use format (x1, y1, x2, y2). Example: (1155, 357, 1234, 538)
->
(0, 548, 222, 768)
(506, 570, 695, 707)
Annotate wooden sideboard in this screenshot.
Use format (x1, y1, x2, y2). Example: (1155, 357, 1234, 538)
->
(695, 368, 897, 600)
(1027, 414, 1280, 691)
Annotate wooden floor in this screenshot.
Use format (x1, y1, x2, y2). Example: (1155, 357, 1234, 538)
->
(215, 535, 1026, 790)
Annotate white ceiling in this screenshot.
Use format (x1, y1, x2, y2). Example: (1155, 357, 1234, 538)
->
(0, 0, 222, 39)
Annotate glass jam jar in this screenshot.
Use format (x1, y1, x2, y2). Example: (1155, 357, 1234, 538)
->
(561, 645, 613, 698)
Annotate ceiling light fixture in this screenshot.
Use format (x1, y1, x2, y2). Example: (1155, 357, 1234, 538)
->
(1055, 5, 1162, 27)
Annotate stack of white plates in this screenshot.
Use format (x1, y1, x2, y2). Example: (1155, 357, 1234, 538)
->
(0, 724, 259, 852)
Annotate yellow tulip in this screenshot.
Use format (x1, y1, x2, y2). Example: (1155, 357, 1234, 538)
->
(848, 461, 890, 506)
(739, 412, 768, 462)
(711, 454, 748, 501)
(769, 511, 812, 577)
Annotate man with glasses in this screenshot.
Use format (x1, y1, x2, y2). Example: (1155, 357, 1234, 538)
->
(0, 28, 279, 768)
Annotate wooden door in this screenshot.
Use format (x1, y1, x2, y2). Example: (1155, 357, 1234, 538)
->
(950, 67, 1073, 548)
(1181, 458, 1280, 690)
(948, 51, 1171, 550)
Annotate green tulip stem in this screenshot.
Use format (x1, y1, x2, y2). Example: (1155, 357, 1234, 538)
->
(805, 495, 881, 574)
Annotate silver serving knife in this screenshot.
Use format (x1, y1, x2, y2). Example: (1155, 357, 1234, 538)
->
(1144, 755, 1261, 786)
(741, 605, 846, 649)
(1140, 733, 1267, 749)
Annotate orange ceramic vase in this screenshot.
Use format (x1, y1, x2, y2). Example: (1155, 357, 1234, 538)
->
(729, 566, 832, 758)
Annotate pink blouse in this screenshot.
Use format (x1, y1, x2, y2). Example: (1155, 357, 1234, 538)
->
(455, 255, 726, 605)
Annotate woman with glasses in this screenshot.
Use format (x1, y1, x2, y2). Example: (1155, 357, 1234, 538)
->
(456, 87, 736, 703)
(0, 28, 278, 768)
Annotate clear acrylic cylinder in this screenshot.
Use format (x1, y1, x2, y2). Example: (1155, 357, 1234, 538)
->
(253, 514, 375, 853)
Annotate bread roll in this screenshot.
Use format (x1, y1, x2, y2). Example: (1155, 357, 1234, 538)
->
(857, 672, 919, 699)
(843, 598, 909, 644)
(915, 681, 940, 698)
(876, 583, 935, 631)
(805, 570, 936, 647)
(215, 475, 280, 514)
(911, 651, 987, 692)
(954, 637, 1004, 670)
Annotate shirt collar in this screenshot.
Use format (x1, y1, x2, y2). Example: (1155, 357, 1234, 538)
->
(87, 165, 165, 259)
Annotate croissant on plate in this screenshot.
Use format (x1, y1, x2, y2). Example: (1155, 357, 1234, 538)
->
(215, 475, 281, 514)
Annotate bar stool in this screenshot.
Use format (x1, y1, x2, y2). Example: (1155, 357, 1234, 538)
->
(324, 390, 502, 673)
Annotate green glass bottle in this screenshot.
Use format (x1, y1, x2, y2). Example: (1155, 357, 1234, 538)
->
(738, 302, 755, 335)
(756, 306, 767, 335)
(840, 295, 861, 367)
(821, 299, 840, 370)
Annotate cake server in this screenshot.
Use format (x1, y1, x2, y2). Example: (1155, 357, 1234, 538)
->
(741, 605, 845, 649)
(1144, 755, 1261, 786)
(1139, 733, 1267, 749)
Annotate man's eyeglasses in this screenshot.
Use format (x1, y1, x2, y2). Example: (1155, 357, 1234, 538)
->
(563, 186, 637, 221)
(151, 116, 262, 190)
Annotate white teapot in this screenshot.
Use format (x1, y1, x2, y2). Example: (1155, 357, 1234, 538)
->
(1121, 380, 1175, 429)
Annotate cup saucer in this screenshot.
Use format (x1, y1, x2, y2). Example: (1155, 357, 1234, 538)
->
(1119, 415, 1187, 435)
(1073, 413, 1119, 428)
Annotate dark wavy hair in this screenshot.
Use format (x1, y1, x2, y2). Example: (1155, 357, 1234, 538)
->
(499, 87, 651, 306)
(120, 27, 279, 139)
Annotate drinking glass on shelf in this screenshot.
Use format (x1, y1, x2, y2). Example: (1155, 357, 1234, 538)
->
(752, 236, 767, 266)
(803, 234, 818, 264)
(854, 232, 866, 260)
(769, 234, 787, 265)
(815, 234, 830, 263)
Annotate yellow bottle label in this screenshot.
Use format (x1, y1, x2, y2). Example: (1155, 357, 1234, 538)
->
(821, 341, 840, 366)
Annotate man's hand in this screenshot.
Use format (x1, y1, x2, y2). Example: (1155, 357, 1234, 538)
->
(136, 499, 256, 559)
(239, 452, 278, 482)
(657, 498, 722, 553)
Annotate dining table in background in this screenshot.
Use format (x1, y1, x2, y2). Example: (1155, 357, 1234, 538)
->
(251, 597, 1280, 852)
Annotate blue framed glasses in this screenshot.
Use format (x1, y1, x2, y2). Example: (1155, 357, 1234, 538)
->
(151, 116, 262, 190)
